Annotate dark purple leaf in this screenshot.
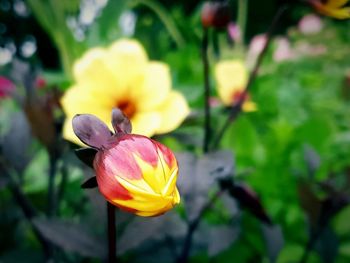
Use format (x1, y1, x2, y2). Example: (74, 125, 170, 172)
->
(227, 183, 272, 225)
(118, 211, 186, 255)
(32, 218, 106, 259)
(304, 144, 320, 177)
(315, 226, 338, 263)
(298, 182, 322, 227)
(319, 194, 350, 226)
(299, 180, 350, 229)
(0, 176, 9, 190)
(81, 176, 98, 189)
(207, 225, 239, 256)
(192, 223, 239, 257)
(111, 108, 132, 134)
(176, 150, 234, 221)
(72, 114, 112, 149)
(262, 224, 284, 263)
(3, 111, 33, 172)
(75, 148, 97, 168)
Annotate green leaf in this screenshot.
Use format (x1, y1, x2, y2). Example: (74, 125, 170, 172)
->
(86, 0, 127, 46)
(220, 116, 264, 166)
(339, 243, 350, 258)
(277, 244, 321, 263)
(332, 205, 350, 237)
(296, 116, 335, 152)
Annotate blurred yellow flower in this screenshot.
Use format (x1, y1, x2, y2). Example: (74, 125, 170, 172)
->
(61, 39, 190, 145)
(309, 0, 350, 19)
(214, 60, 256, 112)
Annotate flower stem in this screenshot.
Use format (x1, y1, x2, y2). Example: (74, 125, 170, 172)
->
(237, 0, 248, 46)
(107, 202, 117, 263)
(47, 153, 57, 217)
(57, 163, 68, 215)
(211, 5, 288, 149)
(299, 227, 324, 263)
(202, 28, 211, 153)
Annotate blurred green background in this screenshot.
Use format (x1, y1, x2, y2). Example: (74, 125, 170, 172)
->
(1, 0, 350, 262)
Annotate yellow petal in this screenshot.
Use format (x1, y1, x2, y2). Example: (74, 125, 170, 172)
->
(327, 0, 349, 8)
(133, 154, 166, 194)
(214, 60, 248, 106)
(326, 7, 350, 19)
(130, 112, 162, 137)
(133, 62, 171, 111)
(161, 168, 179, 197)
(73, 47, 106, 81)
(112, 174, 178, 216)
(72, 48, 128, 104)
(242, 100, 257, 112)
(154, 91, 190, 134)
(105, 39, 148, 91)
(63, 116, 82, 146)
(61, 85, 112, 116)
(314, 1, 350, 19)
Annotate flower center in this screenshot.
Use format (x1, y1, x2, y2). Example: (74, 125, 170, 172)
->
(231, 90, 248, 104)
(117, 100, 136, 119)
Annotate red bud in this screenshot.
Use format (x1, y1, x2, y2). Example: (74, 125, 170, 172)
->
(201, 1, 231, 29)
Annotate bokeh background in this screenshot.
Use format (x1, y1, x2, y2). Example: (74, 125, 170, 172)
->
(1, 0, 350, 262)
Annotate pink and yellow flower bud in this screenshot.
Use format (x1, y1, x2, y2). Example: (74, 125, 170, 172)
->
(72, 109, 180, 217)
(94, 134, 180, 217)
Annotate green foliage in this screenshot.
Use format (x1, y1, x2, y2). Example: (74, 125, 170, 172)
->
(2, 1, 350, 262)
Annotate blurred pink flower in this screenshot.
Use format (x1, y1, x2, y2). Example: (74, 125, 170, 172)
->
(208, 96, 221, 108)
(0, 76, 15, 98)
(35, 77, 47, 89)
(249, 35, 267, 55)
(246, 34, 267, 68)
(298, 14, 323, 35)
(295, 41, 327, 56)
(227, 22, 241, 43)
(273, 37, 295, 62)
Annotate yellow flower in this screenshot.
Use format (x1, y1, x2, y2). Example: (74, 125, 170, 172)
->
(61, 39, 190, 145)
(214, 59, 256, 112)
(309, 0, 350, 19)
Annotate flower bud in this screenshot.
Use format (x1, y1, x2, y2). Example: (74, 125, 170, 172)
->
(0, 76, 15, 98)
(72, 109, 180, 217)
(201, 1, 231, 29)
(94, 134, 180, 216)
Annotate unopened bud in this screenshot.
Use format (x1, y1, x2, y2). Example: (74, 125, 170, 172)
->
(201, 1, 231, 29)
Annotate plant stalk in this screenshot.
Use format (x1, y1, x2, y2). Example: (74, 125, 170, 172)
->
(202, 28, 211, 153)
(47, 153, 57, 217)
(237, 0, 248, 46)
(107, 202, 117, 263)
(211, 5, 288, 149)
